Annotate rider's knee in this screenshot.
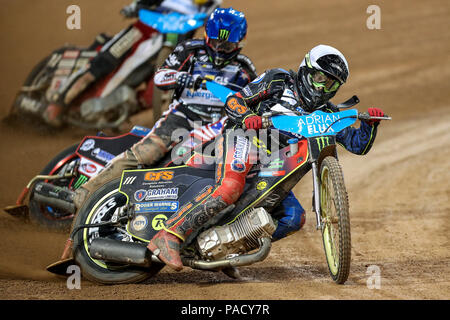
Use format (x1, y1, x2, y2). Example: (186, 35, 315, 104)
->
(131, 134, 168, 166)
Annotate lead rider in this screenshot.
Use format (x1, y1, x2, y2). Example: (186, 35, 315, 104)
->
(148, 44, 386, 271)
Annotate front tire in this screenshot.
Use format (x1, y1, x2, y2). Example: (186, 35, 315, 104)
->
(72, 178, 164, 284)
(319, 156, 351, 284)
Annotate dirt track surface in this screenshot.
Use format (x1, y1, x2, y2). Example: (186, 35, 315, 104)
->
(0, 0, 449, 300)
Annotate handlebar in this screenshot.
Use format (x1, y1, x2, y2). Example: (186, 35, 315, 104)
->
(358, 112, 392, 121)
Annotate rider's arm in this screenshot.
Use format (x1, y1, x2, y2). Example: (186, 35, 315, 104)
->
(225, 69, 286, 126)
(326, 103, 379, 155)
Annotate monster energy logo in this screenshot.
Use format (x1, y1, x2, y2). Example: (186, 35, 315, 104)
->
(219, 29, 230, 40)
(316, 137, 330, 152)
(73, 175, 88, 189)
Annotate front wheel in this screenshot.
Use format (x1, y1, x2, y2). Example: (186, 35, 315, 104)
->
(319, 156, 351, 284)
(72, 178, 164, 284)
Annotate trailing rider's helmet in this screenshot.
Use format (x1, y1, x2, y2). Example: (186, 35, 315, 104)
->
(205, 7, 247, 67)
(297, 45, 349, 112)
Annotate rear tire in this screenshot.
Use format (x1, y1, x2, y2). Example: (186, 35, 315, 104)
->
(72, 178, 164, 284)
(319, 156, 351, 284)
(7, 54, 53, 126)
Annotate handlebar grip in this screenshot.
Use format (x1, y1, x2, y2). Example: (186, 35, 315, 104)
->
(358, 112, 392, 121)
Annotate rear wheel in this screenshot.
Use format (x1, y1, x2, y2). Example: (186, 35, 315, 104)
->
(6, 54, 53, 126)
(72, 178, 164, 284)
(319, 156, 351, 284)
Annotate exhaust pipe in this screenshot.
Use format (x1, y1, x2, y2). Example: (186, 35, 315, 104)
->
(182, 237, 272, 270)
(33, 182, 76, 214)
(89, 238, 155, 267)
(88, 237, 272, 270)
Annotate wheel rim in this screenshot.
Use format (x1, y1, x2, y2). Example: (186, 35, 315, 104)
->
(321, 166, 340, 276)
(82, 189, 129, 269)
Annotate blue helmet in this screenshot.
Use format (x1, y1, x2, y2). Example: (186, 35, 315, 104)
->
(205, 8, 247, 67)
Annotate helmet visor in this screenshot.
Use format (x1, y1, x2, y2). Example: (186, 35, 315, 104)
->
(309, 70, 341, 93)
(207, 38, 239, 53)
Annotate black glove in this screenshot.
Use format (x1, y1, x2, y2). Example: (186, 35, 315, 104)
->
(176, 73, 203, 90)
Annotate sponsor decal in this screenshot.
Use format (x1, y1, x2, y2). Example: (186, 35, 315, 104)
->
(73, 175, 88, 189)
(81, 163, 97, 174)
(227, 98, 247, 114)
(80, 139, 95, 151)
(122, 176, 137, 185)
(234, 136, 249, 161)
(131, 215, 148, 232)
(231, 158, 246, 172)
(268, 158, 284, 169)
(58, 59, 76, 69)
(78, 158, 103, 178)
(243, 86, 252, 96)
(316, 136, 331, 152)
(256, 180, 268, 191)
(144, 171, 174, 182)
(296, 113, 342, 135)
(134, 189, 147, 202)
(109, 28, 142, 59)
(151, 214, 167, 231)
(194, 185, 213, 202)
(258, 170, 286, 177)
(185, 90, 216, 100)
(134, 201, 179, 213)
(145, 188, 179, 201)
(219, 29, 230, 40)
(81, 51, 98, 58)
(91, 148, 115, 163)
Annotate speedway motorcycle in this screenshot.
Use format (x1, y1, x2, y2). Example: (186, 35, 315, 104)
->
(44, 85, 391, 284)
(5, 7, 213, 130)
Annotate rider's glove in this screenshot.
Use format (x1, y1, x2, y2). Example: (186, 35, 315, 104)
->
(365, 107, 385, 126)
(244, 115, 263, 130)
(176, 73, 203, 90)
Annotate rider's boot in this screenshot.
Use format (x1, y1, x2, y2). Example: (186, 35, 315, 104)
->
(147, 196, 228, 271)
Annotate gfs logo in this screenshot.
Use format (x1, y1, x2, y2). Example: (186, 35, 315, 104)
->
(144, 171, 174, 182)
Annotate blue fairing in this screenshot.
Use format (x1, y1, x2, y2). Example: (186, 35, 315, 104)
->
(271, 109, 358, 138)
(139, 9, 206, 34)
(206, 81, 237, 103)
